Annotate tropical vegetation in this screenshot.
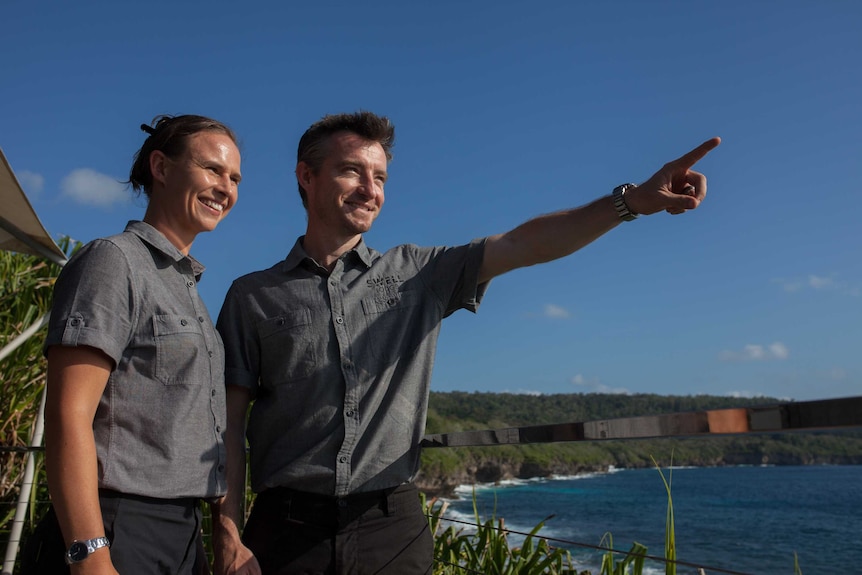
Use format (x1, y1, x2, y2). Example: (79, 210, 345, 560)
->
(1, 241, 71, 542)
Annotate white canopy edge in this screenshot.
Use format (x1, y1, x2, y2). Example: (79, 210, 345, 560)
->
(0, 147, 67, 265)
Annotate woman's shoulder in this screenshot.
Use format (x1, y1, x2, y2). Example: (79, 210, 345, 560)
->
(72, 228, 147, 262)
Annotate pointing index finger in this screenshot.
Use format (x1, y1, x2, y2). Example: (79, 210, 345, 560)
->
(672, 137, 721, 170)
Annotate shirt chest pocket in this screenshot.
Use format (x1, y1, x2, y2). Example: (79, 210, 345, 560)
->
(257, 309, 316, 385)
(153, 315, 209, 385)
(360, 290, 422, 359)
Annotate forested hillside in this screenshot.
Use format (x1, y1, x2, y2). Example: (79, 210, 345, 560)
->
(417, 391, 862, 495)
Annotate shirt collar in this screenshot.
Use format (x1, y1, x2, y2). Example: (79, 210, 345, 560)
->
(124, 220, 206, 279)
(282, 236, 374, 274)
(352, 238, 374, 267)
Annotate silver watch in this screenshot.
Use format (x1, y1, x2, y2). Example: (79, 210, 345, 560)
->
(612, 183, 639, 221)
(65, 536, 111, 564)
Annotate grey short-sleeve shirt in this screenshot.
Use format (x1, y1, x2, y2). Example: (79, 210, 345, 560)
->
(45, 221, 227, 499)
(217, 237, 488, 496)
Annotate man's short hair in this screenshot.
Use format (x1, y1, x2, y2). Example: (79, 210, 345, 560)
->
(296, 111, 395, 208)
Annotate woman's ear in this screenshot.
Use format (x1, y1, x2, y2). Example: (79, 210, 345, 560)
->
(149, 150, 169, 187)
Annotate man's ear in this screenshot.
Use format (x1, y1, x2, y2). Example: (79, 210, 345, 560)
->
(149, 150, 169, 187)
(295, 161, 314, 191)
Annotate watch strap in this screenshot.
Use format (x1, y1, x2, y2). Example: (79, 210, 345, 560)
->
(65, 536, 111, 565)
(612, 183, 639, 221)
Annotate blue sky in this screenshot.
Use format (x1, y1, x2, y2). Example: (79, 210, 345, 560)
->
(3, 1, 859, 402)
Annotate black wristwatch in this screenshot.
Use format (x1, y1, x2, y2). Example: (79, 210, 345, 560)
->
(65, 536, 111, 564)
(612, 183, 639, 221)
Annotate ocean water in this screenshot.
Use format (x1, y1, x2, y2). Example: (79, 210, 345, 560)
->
(440, 465, 862, 575)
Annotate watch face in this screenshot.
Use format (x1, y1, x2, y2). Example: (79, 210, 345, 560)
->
(69, 541, 90, 561)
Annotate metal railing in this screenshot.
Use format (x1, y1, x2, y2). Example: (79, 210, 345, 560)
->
(421, 395, 862, 448)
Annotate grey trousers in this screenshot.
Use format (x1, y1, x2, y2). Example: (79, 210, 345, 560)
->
(19, 491, 205, 575)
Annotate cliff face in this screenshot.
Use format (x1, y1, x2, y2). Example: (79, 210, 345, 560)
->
(415, 460, 605, 497)
(414, 454, 862, 497)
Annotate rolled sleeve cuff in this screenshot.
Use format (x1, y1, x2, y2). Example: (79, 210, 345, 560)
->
(44, 313, 126, 366)
(462, 237, 490, 313)
(225, 367, 259, 396)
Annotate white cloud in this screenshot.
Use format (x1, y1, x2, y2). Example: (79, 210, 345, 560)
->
(594, 384, 632, 395)
(726, 390, 762, 399)
(17, 170, 45, 198)
(720, 342, 790, 362)
(768, 342, 789, 359)
(61, 169, 127, 207)
(725, 390, 790, 401)
(830, 368, 847, 380)
(571, 374, 631, 395)
(807, 275, 833, 289)
(543, 304, 570, 319)
(776, 278, 802, 292)
(502, 389, 544, 396)
(743, 345, 766, 360)
(774, 275, 859, 297)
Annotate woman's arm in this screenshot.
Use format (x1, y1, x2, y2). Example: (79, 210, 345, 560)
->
(45, 345, 119, 575)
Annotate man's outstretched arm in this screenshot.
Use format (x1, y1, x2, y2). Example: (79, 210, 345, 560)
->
(479, 137, 720, 283)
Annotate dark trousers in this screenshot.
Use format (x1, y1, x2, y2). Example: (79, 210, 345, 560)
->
(243, 483, 433, 575)
(19, 491, 206, 575)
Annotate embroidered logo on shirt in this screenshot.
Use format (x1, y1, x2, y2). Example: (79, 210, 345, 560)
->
(367, 275, 403, 306)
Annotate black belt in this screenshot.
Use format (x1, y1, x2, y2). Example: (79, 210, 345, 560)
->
(255, 484, 415, 527)
(98, 489, 199, 509)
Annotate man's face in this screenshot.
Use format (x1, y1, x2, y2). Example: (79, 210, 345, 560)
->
(301, 131, 387, 237)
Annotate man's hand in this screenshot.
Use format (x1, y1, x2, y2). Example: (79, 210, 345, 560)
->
(212, 517, 261, 575)
(210, 385, 257, 574)
(624, 137, 721, 216)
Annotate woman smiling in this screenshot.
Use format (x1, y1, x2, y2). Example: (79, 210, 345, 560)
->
(28, 115, 241, 575)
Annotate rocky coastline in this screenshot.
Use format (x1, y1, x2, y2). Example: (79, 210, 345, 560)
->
(414, 452, 862, 498)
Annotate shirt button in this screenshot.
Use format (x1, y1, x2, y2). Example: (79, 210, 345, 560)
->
(277, 318, 285, 326)
(211, 389, 216, 397)
(388, 298, 397, 306)
(345, 409, 355, 417)
(339, 455, 348, 464)
(335, 317, 344, 324)
(218, 465, 225, 472)
(208, 350, 214, 357)
(337, 499, 348, 508)
(198, 316, 205, 323)
(187, 280, 195, 287)
(180, 319, 188, 326)
(70, 318, 80, 326)
(216, 426, 221, 432)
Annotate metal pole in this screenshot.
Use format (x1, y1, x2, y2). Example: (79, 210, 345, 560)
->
(0, 313, 49, 364)
(0, 214, 67, 267)
(2, 384, 47, 575)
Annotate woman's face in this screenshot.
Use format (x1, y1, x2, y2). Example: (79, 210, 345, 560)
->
(148, 131, 241, 251)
